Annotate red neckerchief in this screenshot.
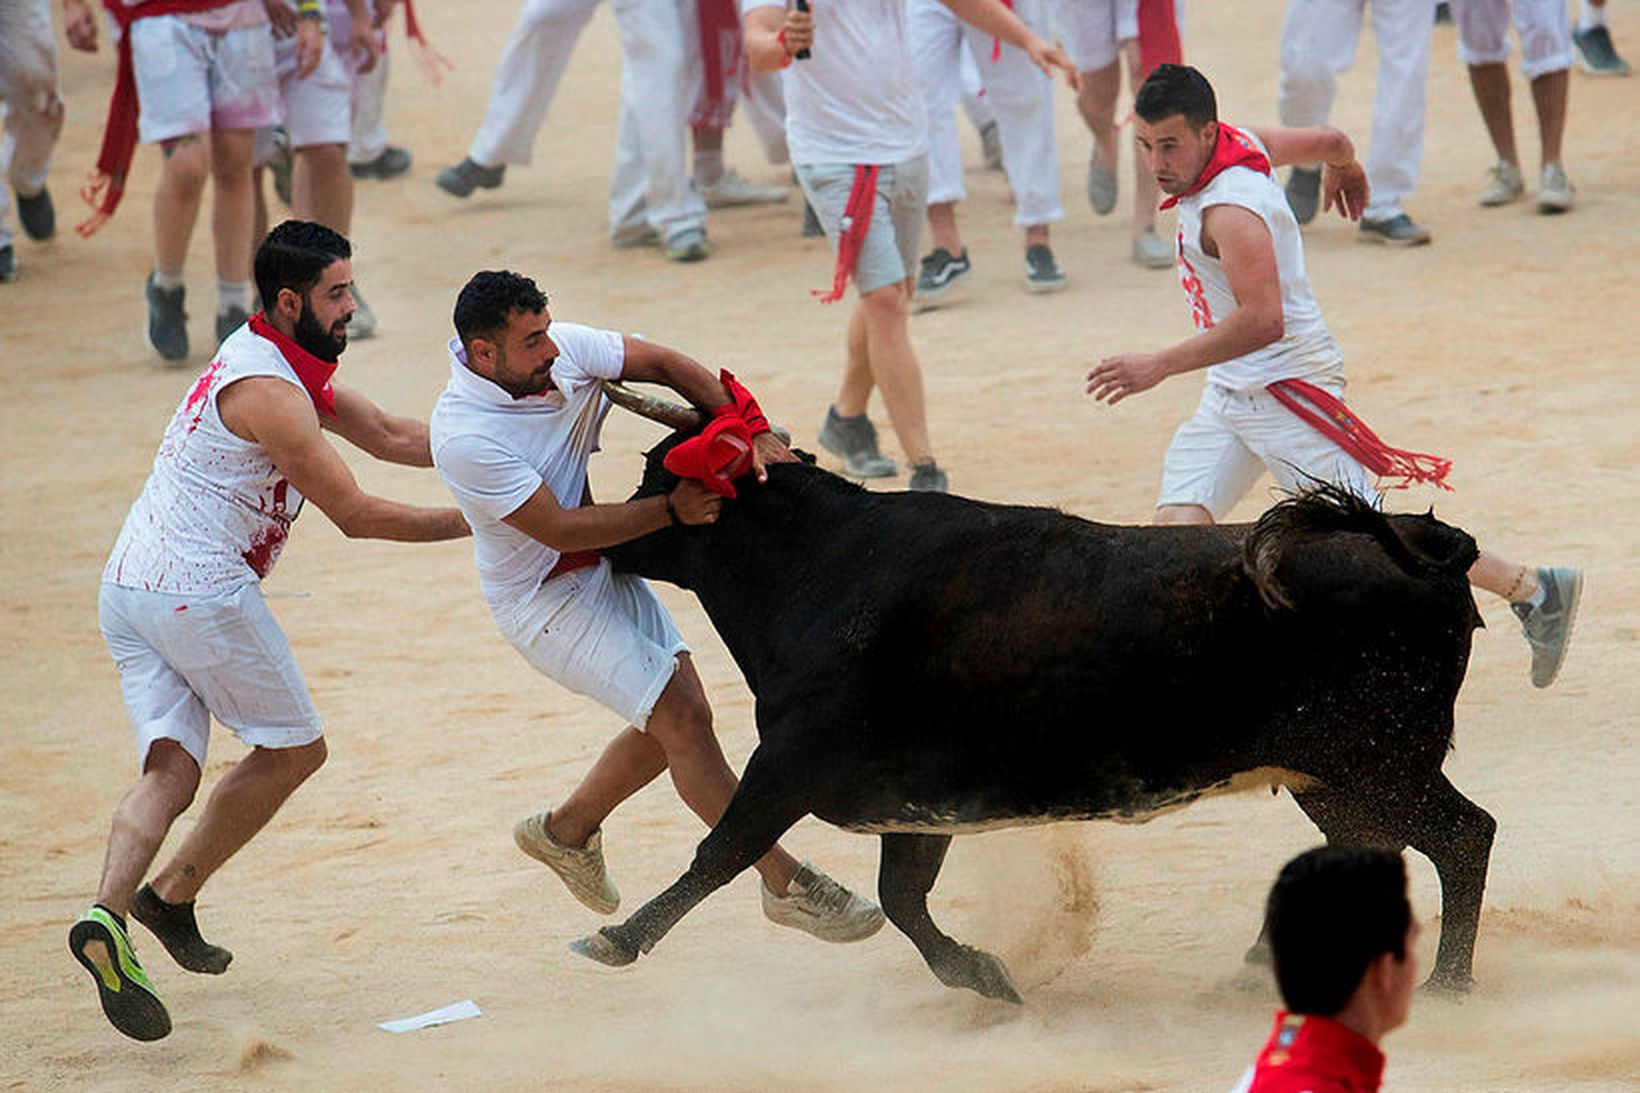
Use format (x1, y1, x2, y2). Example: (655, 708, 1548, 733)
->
(77, 0, 236, 236)
(1267, 378, 1453, 491)
(1247, 1012, 1385, 1093)
(1158, 123, 1271, 210)
(1136, 0, 1182, 81)
(248, 312, 339, 417)
(813, 165, 879, 304)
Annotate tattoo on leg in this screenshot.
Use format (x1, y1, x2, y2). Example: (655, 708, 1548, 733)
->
(182, 864, 196, 878)
(162, 134, 202, 160)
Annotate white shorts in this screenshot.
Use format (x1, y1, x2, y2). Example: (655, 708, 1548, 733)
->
(99, 582, 324, 769)
(272, 27, 352, 148)
(1157, 378, 1381, 520)
(1453, 0, 1573, 80)
(507, 560, 688, 730)
(1052, 0, 1138, 73)
(130, 17, 281, 143)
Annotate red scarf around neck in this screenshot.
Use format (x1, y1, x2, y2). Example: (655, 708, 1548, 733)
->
(1159, 123, 1271, 209)
(249, 312, 339, 417)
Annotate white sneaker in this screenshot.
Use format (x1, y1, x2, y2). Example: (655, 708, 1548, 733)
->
(1480, 161, 1525, 207)
(1537, 163, 1574, 213)
(762, 862, 884, 943)
(697, 169, 789, 209)
(513, 811, 620, 915)
(1132, 229, 1173, 269)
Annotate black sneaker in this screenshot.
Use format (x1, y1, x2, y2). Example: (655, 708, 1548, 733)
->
(130, 884, 233, 974)
(1434, 1, 1451, 24)
(916, 247, 970, 300)
(817, 406, 897, 478)
(17, 187, 55, 240)
(350, 145, 413, 180)
(1357, 213, 1432, 247)
(69, 906, 172, 1041)
(0, 244, 15, 283)
(215, 305, 248, 345)
(436, 157, 505, 198)
(1024, 243, 1066, 293)
(145, 274, 189, 362)
(908, 460, 948, 493)
(1573, 25, 1631, 75)
(1285, 167, 1322, 225)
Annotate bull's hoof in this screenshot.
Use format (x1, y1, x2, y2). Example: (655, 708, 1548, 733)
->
(570, 927, 640, 967)
(932, 945, 1023, 1005)
(1420, 970, 1475, 996)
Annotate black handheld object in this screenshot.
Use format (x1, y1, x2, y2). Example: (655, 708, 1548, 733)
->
(793, 0, 811, 60)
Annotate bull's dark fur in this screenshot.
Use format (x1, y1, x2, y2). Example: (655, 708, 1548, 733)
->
(581, 439, 1494, 1002)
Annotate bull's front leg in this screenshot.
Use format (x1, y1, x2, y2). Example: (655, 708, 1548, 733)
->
(879, 833, 1022, 1004)
(572, 747, 813, 968)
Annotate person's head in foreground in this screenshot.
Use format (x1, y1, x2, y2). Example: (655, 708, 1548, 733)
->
(1238, 846, 1419, 1093)
(1132, 63, 1222, 197)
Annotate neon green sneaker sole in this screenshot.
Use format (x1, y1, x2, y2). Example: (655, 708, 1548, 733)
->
(69, 907, 172, 1041)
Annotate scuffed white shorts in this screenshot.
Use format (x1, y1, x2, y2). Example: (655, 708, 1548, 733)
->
(506, 560, 688, 730)
(1452, 0, 1573, 80)
(99, 582, 323, 769)
(271, 26, 351, 149)
(1051, 0, 1138, 73)
(1157, 377, 1381, 520)
(130, 17, 281, 143)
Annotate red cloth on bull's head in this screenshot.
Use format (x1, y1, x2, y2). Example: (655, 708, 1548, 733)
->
(716, 370, 769, 435)
(664, 414, 755, 498)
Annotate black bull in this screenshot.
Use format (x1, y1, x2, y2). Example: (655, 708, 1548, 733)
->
(577, 431, 1496, 1002)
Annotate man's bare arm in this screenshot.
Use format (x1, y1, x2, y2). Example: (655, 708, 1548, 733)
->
(1250, 125, 1368, 220)
(219, 377, 469, 541)
(939, 0, 1078, 84)
(742, 5, 802, 73)
(322, 383, 434, 467)
(502, 478, 721, 552)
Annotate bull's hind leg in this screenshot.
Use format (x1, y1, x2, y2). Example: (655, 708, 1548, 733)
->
(572, 746, 813, 968)
(879, 833, 1022, 1004)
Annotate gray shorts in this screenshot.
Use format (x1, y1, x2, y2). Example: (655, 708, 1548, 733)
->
(795, 156, 929, 295)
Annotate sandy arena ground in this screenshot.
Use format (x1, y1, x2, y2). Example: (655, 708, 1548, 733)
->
(2, 2, 1637, 1089)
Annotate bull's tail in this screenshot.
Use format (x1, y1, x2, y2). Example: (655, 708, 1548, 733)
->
(1243, 485, 1478, 610)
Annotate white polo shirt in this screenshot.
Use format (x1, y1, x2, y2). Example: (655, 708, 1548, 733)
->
(430, 322, 625, 641)
(1174, 129, 1343, 393)
(742, 0, 928, 166)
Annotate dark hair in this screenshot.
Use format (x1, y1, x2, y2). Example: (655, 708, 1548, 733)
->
(254, 220, 351, 312)
(1265, 846, 1410, 1016)
(453, 270, 548, 349)
(1134, 64, 1218, 128)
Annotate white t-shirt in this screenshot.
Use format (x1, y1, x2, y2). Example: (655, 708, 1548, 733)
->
(742, 0, 927, 166)
(104, 325, 312, 595)
(1174, 129, 1343, 392)
(430, 322, 625, 641)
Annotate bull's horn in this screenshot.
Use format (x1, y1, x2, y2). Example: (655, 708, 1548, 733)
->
(601, 380, 704, 431)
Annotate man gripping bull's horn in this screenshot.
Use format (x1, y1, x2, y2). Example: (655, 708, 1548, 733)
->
(430, 269, 883, 942)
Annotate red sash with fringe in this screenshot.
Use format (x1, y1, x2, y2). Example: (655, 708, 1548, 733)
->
(813, 165, 878, 304)
(1268, 378, 1452, 491)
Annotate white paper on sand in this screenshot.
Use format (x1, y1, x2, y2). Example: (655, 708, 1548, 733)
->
(377, 999, 483, 1033)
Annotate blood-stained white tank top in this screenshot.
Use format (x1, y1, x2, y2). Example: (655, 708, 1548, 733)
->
(1174, 129, 1343, 392)
(104, 325, 312, 594)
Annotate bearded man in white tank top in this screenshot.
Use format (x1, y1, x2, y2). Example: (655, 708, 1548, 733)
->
(72, 221, 470, 1042)
(1085, 65, 1582, 692)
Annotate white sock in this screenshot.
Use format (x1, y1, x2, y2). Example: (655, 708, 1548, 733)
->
(152, 267, 185, 291)
(217, 279, 251, 315)
(1578, 1, 1605, 31)
(693, 149, 724, 187)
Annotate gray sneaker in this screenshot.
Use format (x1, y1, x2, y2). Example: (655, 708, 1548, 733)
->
(350, 145, 413, 180)
(1285, 167, 1322, 225)
(1573, 25, 1631, 75)
(697, 168, 789, 208)
(1024, 243, 1066, 294)
(1511, 567, 1583, 688)
(818, 406, 897, 478)
(1131, 229, 1173, 269)
(908, 460, 948, 493)
(513, 810, 620, 915)
(1480, 161, 1525, 207)
(349, 283, 378, 339)
(1087, 150, 1117, 215)
(145, 273, 188, 363)
(436, 157, 506, 199)
(979, 120, 1003, 171)
(1537, 163, 1574, 214)
(1357, 213, 1432, 247)
(267, 126, 293, 207)
(762, 862, 884, 943)
(664, 226, 709, 262)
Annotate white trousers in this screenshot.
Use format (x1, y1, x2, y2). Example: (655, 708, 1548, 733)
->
(1277, 0, 1433, 221)
(0, 0, 64, 249)
(909, 0, 1062, 228)
(467, 0, 704, 238)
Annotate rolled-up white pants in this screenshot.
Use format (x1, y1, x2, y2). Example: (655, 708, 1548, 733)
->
(1277, 0, 1433, 222)
(909, 0, 1062, 228)
(1451, 0, 1573, 79)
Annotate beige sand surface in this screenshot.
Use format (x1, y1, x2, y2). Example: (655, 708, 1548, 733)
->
(3, 3, 1637, 1089)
